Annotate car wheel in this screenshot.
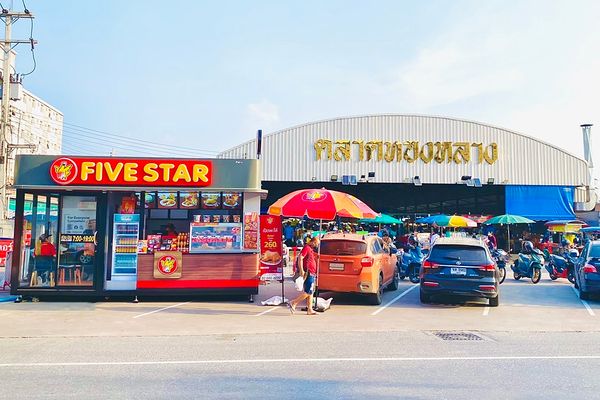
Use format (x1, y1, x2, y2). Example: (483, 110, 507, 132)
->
(369, 274, 384, 305)
(489, 295, 499, 307)
(498, 268, 506, 284)
(531, 268, 541, 284)
(420, 289, 432, 304)
(387, 267, 399, 291)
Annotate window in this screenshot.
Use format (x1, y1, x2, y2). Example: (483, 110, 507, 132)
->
(371, 239, 382, 255)
(319, 240, 367, 256)
(428, 245, 489, 265)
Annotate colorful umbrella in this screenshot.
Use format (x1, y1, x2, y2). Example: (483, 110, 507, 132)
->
(484, 214, 535, 225)
(483, 214, 535, 252)
(360, 213, 401, 224)
(268, 188, 378, 220)
(415, 214, 477, 228)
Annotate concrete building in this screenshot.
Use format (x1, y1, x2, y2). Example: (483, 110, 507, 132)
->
(0, 49, 63, 236)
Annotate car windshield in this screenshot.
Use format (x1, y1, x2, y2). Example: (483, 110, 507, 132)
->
(320, 240, 367, 256)
(428, 245, 489, 264)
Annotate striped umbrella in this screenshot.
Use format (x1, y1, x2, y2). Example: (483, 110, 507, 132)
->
(416, 214, 477, 228)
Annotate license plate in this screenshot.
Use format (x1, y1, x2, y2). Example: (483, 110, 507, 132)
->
(450, 267, 467, 276)
(329, 263, 344, 271)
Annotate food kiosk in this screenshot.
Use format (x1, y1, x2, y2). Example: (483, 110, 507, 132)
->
(10, 155, 264, 298)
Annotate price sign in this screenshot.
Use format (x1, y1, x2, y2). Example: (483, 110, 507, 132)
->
(259, 215, 283, 281)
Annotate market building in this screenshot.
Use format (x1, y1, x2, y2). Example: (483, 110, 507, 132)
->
(10, 155, 263, 297)
(218, 114, 596, 223)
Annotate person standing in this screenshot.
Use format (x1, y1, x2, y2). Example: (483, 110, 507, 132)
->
(288, 237, 319, 315)
(430, 230, 440, 246)
(487, 231, 497, 249)
(283, 222, 295, 247)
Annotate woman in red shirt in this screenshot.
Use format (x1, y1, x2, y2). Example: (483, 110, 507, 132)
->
(288, 237, 319, 315)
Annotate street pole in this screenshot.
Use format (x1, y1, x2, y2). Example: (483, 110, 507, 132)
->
(0, 9, 35, 224)
(0, 13, 12, 221)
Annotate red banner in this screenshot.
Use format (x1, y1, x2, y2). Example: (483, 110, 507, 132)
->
(259, 215, 283, 281)
(49, 157, 212, 187)
(0, 238, 13, 267)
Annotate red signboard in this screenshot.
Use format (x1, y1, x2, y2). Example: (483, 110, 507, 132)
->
(49, 157, 212, 187)
(259, 215, 283, 280)
(0, 238, 13, 267)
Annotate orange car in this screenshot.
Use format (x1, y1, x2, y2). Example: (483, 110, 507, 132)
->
(317, 233, 399, 305)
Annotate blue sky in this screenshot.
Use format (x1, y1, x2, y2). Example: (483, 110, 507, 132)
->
(12, 0, 600, 161)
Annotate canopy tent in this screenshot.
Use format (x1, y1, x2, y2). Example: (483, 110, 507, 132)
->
(415, 214, 477, 228)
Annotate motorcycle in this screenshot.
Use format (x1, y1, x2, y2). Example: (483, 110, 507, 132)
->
(511, 244, 545, 284)
(543, 247, 577, 284)
(491, 248, 509, 284)
(398, 244, 425, 284)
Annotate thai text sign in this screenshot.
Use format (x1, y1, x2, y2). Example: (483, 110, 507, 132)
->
(0, 238, 13, 267)
(314, 139, 498, 165)
(259, 215, 283, 281)
(49, 157, 212, 187)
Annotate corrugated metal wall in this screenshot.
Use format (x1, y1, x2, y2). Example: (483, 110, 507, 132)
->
(219, 115, 589, 187)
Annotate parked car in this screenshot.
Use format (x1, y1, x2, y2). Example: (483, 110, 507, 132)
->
(317, 233, 398, 305)
(574, 240, 600, 300)
(419, 237, 500, 306)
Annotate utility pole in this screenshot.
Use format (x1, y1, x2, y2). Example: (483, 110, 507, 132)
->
(0, 7, 34, 222)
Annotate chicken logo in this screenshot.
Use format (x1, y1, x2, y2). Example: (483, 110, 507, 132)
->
(302, 190, 327, 202)
(266, 217, 273, 225)
(49, 157, 78, 185)
(157, 255, 178, 275)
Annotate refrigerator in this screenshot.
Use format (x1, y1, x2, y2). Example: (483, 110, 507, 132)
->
(106, 213, 140, 291)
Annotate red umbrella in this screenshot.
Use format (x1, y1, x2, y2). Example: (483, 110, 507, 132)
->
(268, 188, 378, 220)
(268, 188, 378, 304)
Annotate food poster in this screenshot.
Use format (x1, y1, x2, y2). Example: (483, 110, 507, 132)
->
(179, 192, 199, 209)
(144, 192, 156, 209)
(189, 223, 242, 252)
(243, 212, 259, 250)
(157, 192, 178, 209)
(201, 192, 221, 209)
(153, 251, 183, 279)
(259, 215, 283, 280)
(222, 192, 242, 209)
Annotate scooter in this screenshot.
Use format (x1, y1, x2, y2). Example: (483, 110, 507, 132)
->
(398, 244, 425, 284)
(543, 248, 577, 283)
(491, 248, 509, 284)
(511, 245, 545, 284)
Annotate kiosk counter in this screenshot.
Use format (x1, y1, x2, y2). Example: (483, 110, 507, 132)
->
(10, 155, 265, 298)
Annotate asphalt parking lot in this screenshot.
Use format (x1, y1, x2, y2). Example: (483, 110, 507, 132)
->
(0, 269, 599, 337)
(2, 270, 600, 399)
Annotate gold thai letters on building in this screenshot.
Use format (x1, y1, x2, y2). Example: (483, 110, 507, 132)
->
(313, 139, 498, 165)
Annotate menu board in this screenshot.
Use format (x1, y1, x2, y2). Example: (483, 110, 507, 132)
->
(179, 192, 199, 209)
(189, 223, 242, 253)
(243, 212, 259, 250)
(157, 192, 178, 209)
(144, 192, 157, 209)
(222, 192, 242, 209)
(201, 192, 221, 209)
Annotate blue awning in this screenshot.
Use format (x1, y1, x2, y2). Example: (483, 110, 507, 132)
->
(505, 186, 575, 221)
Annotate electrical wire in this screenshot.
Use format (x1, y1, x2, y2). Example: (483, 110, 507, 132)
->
(10, 108, 222, 156)
(19, 10, 35, 77)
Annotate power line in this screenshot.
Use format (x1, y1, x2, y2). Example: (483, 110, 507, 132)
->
(10, 108, 221, 155)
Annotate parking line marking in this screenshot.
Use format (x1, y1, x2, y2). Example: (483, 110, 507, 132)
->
(483, 306, 490, 316)
(2, 355, 600, 368)
(571, 286, 595, 316)
(132, 302, 191, 319)
(371, 284, 418, 316)
(253, 306, 279, 316)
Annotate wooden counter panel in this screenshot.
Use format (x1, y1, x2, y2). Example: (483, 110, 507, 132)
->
(137, 253, 259, 281)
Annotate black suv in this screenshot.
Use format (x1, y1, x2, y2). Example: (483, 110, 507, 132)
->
(419, 237, 499, 306)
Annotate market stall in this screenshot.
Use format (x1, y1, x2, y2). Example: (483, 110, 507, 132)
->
(10, 155, 264, 298)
